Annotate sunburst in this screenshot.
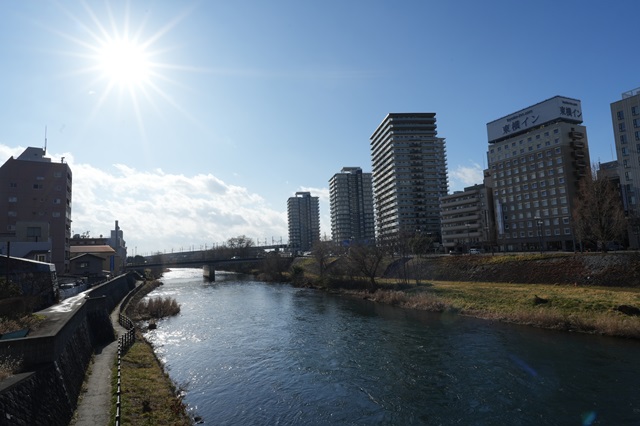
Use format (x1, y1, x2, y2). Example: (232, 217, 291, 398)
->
(50, 1, 197, 139)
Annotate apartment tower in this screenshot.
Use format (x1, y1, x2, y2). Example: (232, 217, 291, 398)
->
(610, 88, 640, 248)
(370, 113, 448, 243)
(0, 147, 72, 272)
(486, 96, 589, 252)
(287, 191, 320, 254)
(329, 167, 375, 245)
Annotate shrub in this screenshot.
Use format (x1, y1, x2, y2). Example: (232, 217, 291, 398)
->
(0, 356, 22, 381)
(136, 297, 181, 320)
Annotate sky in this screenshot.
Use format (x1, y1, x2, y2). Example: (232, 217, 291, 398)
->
(1, 0, 638, 256)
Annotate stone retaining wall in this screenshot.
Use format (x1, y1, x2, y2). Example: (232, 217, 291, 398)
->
(0, 272, 138, 425)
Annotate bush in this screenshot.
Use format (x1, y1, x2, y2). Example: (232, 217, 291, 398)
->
(0, 356, 22, 380)
(136, 297, 181, 320)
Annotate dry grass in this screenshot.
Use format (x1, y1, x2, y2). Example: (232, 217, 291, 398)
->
(344, 281, 640, 339)
(0, 314, 44, 335)
(113, 337, 190, 426)
(0, 356, 22, 381)
(136, 297, 180, 320)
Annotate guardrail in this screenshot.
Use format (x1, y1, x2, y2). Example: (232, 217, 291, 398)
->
(115, 313, 136, 426)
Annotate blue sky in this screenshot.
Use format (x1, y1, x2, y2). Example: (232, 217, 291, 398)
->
(0, 1, 637, 256)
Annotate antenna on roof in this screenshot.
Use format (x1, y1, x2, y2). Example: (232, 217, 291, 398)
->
(44, 126, 47, 154)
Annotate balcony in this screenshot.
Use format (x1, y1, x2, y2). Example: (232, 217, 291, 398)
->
(569, 131, 584, 140)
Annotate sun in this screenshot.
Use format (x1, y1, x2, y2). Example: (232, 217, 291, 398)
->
(97, 37, 151, 87)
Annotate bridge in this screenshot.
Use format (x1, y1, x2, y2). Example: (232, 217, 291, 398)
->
(126, 257, 265, 281)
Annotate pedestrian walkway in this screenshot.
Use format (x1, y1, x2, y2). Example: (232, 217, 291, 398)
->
(70, 305, 128, 426)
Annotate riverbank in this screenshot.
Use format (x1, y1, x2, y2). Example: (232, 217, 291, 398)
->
(289, 253, 640, 339)
(339, 280, 640, 339)
(112, 335, 191, 426)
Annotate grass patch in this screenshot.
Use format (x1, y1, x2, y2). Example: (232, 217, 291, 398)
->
(345, 281, 640, 339)
(112, 336, 190, 426)
(0, 314, 45, 335)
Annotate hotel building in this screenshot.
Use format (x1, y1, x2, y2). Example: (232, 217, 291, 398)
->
(486, 96, 589, 252)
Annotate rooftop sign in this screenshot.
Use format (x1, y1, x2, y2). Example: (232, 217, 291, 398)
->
(487, 96, 582, 143)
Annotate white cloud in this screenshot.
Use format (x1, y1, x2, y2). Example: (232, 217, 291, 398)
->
(2, 145, 288, 256)
(448, 162, 484, 192)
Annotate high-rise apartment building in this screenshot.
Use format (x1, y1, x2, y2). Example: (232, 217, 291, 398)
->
(486, 96, 589, 252)
(329, 167, 375, 245)
(287, 191, 320, 254)
(370, 113, 448, 243)
(0, 147, 72, 272)
(610, 88, 640, 215)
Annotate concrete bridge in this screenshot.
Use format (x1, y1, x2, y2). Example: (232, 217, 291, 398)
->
(126, 256, 267, 280)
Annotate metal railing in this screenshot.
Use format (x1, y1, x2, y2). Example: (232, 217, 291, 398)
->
(115, 313, 136, 426)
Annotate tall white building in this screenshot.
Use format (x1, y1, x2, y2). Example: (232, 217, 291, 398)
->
(370, 113, 448, 244)
(287, 192, 320, 254)
(486, 96, 589, 252)
(329, 167, 375, 245)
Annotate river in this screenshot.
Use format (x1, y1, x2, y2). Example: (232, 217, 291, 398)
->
(144, 268, 640, 425)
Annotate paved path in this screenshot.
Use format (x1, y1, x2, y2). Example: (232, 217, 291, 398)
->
(70, 305, 128, 426)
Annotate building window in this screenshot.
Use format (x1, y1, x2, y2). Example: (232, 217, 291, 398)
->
(620, 123, 627, 132)
(618, 111, 625, 120)
(621, 134, 628, 144)
(635, 119, 640, 128)
(633, 106, 639, 116)
(33, 184, 43, 190)
(8, 196, 17, 202)
(79, 262, 89, 269)
(27, 227, 41, 237)
(8, 211, 16, 217)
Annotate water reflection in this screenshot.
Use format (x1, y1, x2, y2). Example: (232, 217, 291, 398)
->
(146, 269, 640, 425)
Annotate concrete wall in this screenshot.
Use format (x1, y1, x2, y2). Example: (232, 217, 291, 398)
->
(0, 272, 138, 425)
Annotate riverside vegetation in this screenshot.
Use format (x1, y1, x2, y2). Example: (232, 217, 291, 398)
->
(281, 250, 640, 340)
(111, 279, 190, 425)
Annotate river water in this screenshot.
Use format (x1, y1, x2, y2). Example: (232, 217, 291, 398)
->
(144, 268, 640, 425)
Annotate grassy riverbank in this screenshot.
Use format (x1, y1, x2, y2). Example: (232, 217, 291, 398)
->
(341, 279, 640, 339)
(111, 335, 191, 426)
(285, 253, 640, 339)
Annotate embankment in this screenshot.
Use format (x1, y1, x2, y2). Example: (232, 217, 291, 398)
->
(0, 273, 138, 426)
(381, 252, 640, 287)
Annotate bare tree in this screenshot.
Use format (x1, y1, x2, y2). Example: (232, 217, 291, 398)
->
(573, 166, 627, 251)
(347, 242, 386, 290)
(311, 240, 334, 279)
(226, 235, 255, 257)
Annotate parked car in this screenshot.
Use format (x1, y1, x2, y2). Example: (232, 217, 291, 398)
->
(469, 248, 481, 255)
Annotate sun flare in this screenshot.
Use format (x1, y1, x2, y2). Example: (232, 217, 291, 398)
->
(97, 38, 151, 87)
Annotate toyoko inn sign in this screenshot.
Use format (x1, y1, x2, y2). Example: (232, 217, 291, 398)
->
(487, 96, 582, 143)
